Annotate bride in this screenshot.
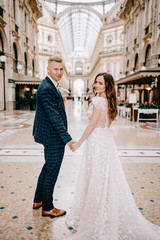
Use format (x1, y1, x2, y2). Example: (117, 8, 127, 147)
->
(66, 72, 160, 240)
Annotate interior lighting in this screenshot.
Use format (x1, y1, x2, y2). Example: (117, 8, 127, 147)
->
(141, 66, 146, 71)
(0, 55, 6, 62)
(146, 87, 151, 91)
(17, 64, 22, 70)
(28, 70, 32, 75)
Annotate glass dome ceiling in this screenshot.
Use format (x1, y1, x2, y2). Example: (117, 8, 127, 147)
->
(57, 8, 102, 59)
(43, 0, 121, 59)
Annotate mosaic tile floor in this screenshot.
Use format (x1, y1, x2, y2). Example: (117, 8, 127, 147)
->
(0, 100, 160, 239)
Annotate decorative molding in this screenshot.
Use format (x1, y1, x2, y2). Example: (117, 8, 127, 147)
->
(0, 16, 7, 27)
(143, 32, 152, 42)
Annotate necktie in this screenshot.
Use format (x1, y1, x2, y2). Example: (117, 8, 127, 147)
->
(57, 84, 62, 97)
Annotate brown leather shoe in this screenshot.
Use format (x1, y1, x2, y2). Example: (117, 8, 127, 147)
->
(33, 202, 42, 209)
(42, 207, 66, 217)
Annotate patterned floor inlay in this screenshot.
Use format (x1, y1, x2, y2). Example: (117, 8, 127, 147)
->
(0, 123, 31, 130)
(0, 162, 160, 240)
(0, 148, 160, 159)
(138, 123, 160, 131)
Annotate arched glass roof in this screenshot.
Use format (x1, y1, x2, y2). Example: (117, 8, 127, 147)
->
(43, 0, 121, 59)
(58, 8, 102, 59)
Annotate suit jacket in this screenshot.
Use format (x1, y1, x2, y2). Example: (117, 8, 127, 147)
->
(33, 76, 72, 147)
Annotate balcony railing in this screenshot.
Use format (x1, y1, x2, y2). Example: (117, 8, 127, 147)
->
(99, 48, 124, 55)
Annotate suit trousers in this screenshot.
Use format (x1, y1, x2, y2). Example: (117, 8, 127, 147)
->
(34, 145, 65, 211)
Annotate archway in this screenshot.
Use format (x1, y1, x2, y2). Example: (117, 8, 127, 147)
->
(32, 59, 35, 77)
(126, 60, 129, 75)
(145, 44, 151, 67)
(73, 79, 84, 98)
(13, 42, 18, 72)
(134, 53, 138, 70)
(75, 61, 83, 75)
(24, 52, 27, 75)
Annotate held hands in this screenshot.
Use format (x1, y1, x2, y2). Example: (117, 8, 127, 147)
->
(72, 142, 80, 152)
(67, 140, 80, 152)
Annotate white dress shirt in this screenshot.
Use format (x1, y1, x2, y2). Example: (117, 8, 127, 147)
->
(47, 75, 62, 98)
(47, 75, 59, 89)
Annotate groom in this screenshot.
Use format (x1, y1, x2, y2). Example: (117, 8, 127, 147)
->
(33, 55, 75, 217)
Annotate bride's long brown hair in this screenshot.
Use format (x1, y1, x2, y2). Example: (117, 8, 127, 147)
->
(93, 72, 118, 125)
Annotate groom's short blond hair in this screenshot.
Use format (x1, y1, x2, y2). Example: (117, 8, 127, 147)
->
(48, 55, 63, 64)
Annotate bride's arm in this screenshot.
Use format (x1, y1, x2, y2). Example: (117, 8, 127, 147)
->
(72, 106, 101, 151)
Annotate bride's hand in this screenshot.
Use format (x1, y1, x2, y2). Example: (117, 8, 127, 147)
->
(72, 142, 80, 152)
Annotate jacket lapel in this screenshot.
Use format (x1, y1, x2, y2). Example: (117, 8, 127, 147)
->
(46, 77, 65, 110)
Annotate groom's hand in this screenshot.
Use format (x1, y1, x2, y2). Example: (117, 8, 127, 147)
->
(72, 142, 80, 152)
(67, 140, 77, 151)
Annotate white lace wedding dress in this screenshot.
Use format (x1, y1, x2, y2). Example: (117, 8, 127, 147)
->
(66, 96, 160, 240)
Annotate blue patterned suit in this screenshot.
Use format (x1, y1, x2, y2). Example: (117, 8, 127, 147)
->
(33, 76, 72, 211)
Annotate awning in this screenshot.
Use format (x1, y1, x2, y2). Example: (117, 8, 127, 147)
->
(116, 69, 160, 85)
(8, 79, 41, 85)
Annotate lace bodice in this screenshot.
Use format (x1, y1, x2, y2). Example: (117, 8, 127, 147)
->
(88, 96, 108, 128)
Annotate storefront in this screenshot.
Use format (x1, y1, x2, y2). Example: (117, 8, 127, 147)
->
(8, 79, 41, 110)
(116, 69, 160, 104)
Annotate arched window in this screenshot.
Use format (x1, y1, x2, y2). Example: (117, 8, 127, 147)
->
(32, 59, 34, 77)
(134, 53, 138, 70)
(0, 33, 3, 52)
(74, 79, 84, 96)
(13, 43, 18, 73)
(75, 61, 83, 75)
(145, 44, 151, 67)
(24, 52, 27, 75)
(13, 0, 16, 20)
(126, 60, 129, 75)
(146, 0, 151, 25)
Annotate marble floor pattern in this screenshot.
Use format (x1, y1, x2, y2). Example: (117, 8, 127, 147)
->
(0, 100, 160, 240)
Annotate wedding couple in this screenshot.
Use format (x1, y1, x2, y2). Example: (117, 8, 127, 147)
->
(33, 56, 160, 239)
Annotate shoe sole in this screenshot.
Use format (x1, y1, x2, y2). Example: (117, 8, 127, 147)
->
(42, 212, 66, 217)
(33, 205, 42, 210)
